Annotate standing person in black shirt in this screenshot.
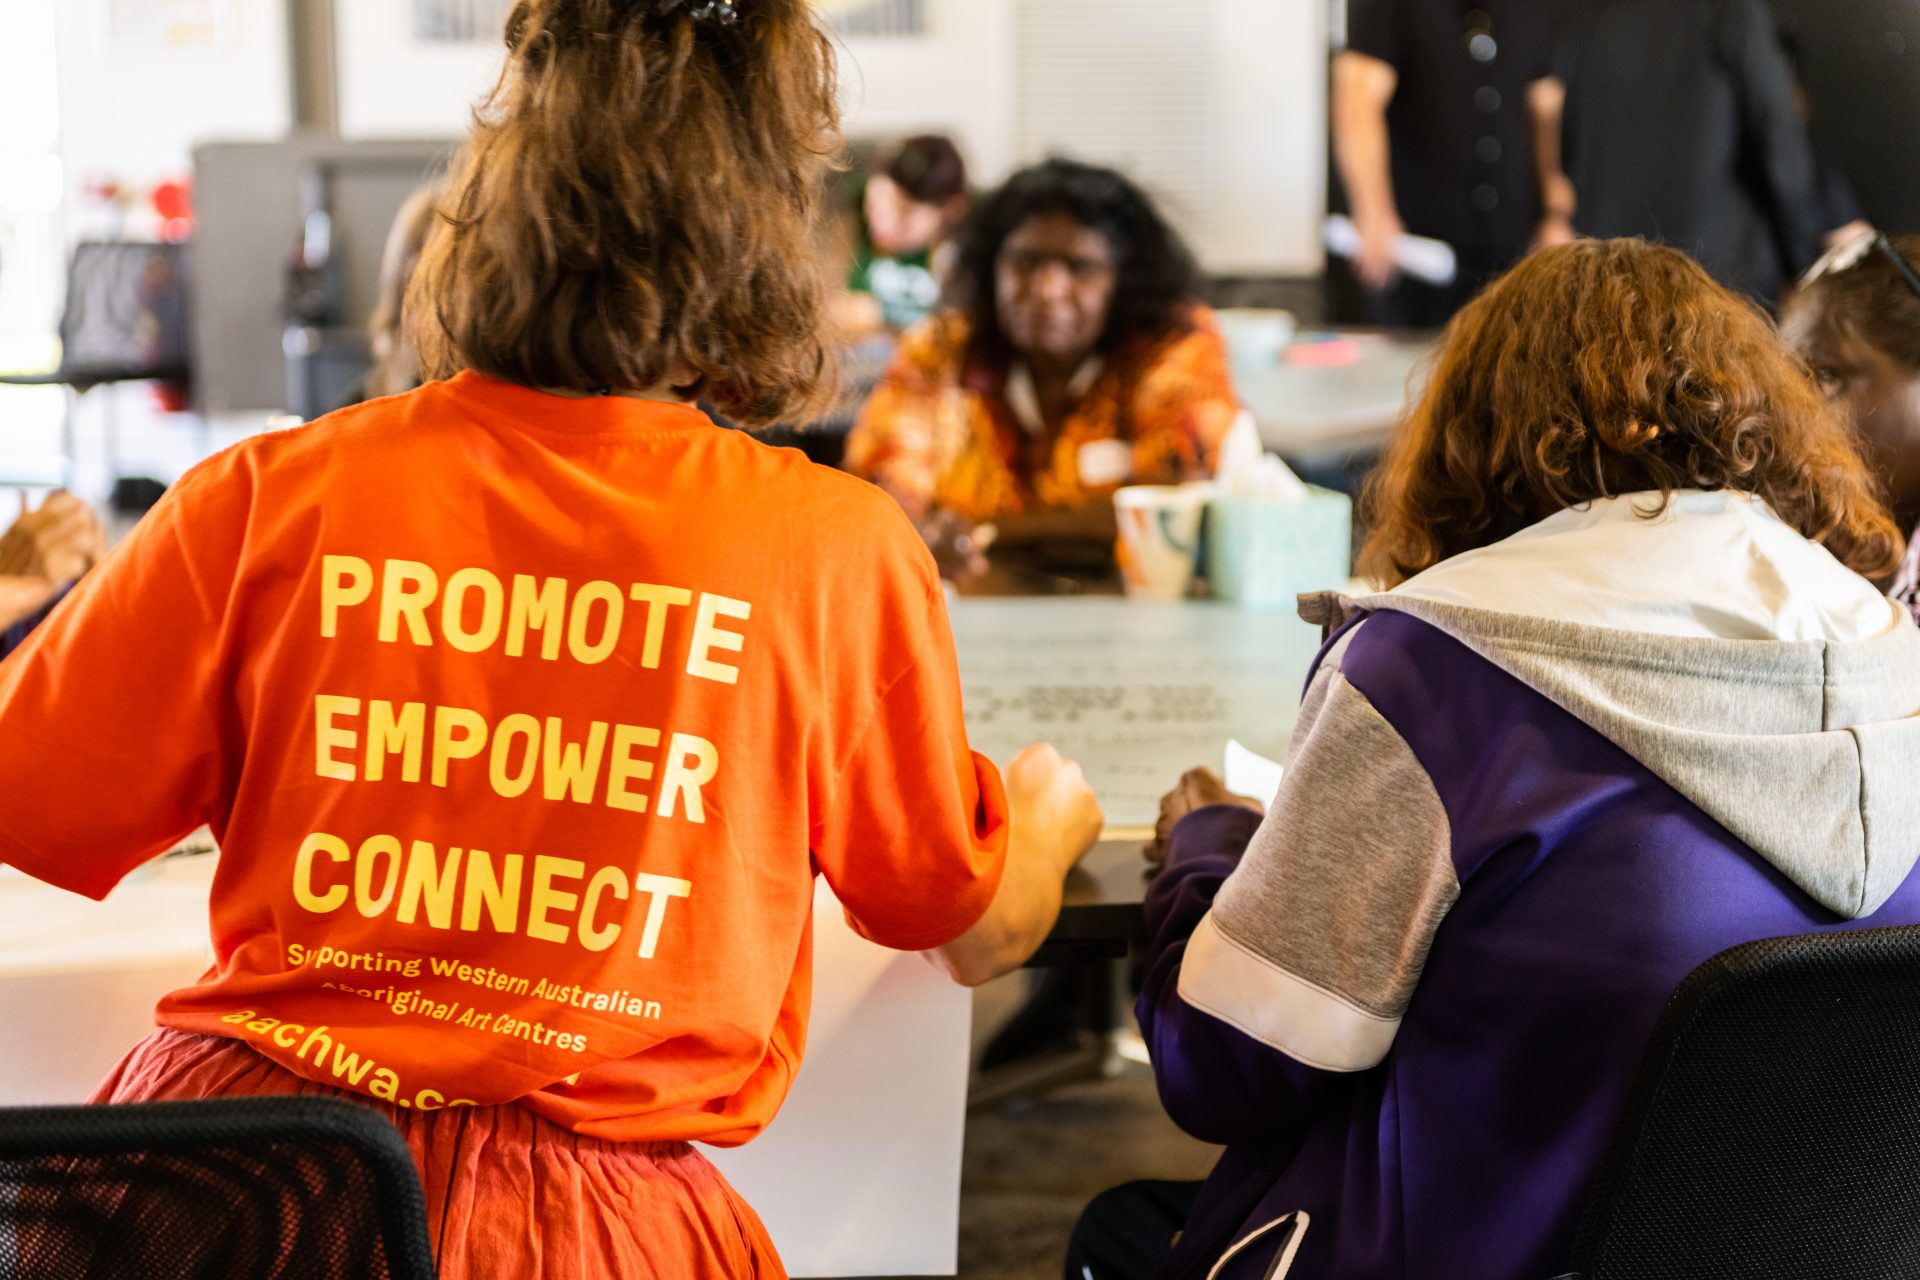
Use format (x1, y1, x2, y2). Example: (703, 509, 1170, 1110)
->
(1334, 0, 1571, 329)
(1557, 0, 1840, 305)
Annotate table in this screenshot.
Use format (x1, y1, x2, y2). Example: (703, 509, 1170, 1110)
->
(1031, 840, 1158, 966)
(0, 854, 217, 1105)
(970, 839, 1164, 1109)
(1234, 334, 1433, 462)
(949, 598, 1325, 829)
(950, 599, 1324, 1105)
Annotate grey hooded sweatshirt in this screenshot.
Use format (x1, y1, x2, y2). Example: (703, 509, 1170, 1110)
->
(1136, 491, 1920, 1280)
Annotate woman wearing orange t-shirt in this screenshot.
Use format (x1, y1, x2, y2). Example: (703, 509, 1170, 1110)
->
(0, 2, 1101, 1276)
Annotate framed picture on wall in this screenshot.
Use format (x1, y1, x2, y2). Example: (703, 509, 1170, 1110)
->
(393, 1, 935, 45)
(817, 0, 927, 38)
(402, 1, 935, 43)
(412, 0, 513, 43)
(104, 0, 239, 48)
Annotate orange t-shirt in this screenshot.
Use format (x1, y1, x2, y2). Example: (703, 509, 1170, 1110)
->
(0, 373, 1007, 1144)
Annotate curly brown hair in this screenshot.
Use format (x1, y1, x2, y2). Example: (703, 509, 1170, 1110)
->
(1359, 239, 1904, 586)
(407, 0, 842, 426)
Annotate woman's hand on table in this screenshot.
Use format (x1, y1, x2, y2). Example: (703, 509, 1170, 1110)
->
(923, 744, 1102, 988)
(1004, 743, 1104, 876)
(1146, 767, 1263, 867)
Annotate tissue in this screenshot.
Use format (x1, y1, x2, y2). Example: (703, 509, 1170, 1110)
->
(1206, 412, 1353, 606)
(1214, 411, 1310, 502)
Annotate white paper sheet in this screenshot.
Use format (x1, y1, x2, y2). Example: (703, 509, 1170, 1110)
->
(1224, 739, 1286, 809)
(949, 600, 1323, 826)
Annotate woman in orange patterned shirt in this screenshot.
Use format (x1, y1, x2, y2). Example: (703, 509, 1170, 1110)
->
(846, 160, 1239, 580)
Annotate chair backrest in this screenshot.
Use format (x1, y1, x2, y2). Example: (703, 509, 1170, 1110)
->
(0, 1095, 437, 1279)
(1569, 925, 1920, 1280)
(56, 241, 192, 387)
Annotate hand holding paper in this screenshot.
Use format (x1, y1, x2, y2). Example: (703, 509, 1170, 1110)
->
(1224, 739, 1285, 809)
(1325, 214, 1459, 288)
(1145, 748, 1278, 867)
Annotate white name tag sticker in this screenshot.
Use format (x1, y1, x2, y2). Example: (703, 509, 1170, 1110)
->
(1077, 439, 1135, 489)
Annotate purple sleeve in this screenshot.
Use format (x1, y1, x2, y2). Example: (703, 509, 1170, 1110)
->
(1136, 804, 1356, 1148)
(0, 587, 67, 663)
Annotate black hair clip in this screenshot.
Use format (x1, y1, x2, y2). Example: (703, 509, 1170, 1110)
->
(652, 0, 740, 24)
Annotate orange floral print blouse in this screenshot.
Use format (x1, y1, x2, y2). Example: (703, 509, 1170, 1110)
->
(845, 305, 1239, 521)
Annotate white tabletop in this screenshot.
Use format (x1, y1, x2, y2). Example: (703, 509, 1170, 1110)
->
(949, 598, 1326, 827)
(0, 855, 215, 976)
(1235, 336, 1432, 458)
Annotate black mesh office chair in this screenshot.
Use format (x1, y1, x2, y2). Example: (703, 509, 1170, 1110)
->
(0, 241, 191, 392)
(1567, 925, 1920, 1280)
(0, 241, 192, 489)
(0, 1095, 437, 1279)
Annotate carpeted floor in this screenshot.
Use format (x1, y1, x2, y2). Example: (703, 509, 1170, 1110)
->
(943, 972, 1222, 1280)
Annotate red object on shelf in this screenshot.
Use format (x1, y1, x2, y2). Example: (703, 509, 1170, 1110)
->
(150, 380, 192, 414)
(152, 179, 194, 242)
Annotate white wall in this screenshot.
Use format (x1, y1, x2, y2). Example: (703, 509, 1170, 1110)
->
(333, 0, 1022, 173)
(334, 0, 501, 140)
(0, 0, 65, 354)
(0, 0, 67, 491)
(328, 0, 1326, 273)
(1212, 0, 1326, 274)
(46, 0, 1327, 268)
(858, 0, 1324, 275)
(53, 0, 292, 233)
(836, 0, 1019, 182)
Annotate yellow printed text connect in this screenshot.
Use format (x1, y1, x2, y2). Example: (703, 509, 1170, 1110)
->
(292, 830, 693, 960)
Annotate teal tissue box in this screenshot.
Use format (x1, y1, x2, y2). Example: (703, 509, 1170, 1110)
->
(1206, 487, 1353, 606)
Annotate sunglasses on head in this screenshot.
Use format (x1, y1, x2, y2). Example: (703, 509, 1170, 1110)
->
(1799, 228, 1920, 303)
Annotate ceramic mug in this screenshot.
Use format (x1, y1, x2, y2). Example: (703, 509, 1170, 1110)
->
(1113, 484, 1212, 600)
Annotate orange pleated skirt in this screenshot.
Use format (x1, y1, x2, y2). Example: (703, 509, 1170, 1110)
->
(91, 1029, 786, 1280)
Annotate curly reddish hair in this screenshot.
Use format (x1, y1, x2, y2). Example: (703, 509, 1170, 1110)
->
(408, 0, 842, 426)
(1359, 239, 1904, 586)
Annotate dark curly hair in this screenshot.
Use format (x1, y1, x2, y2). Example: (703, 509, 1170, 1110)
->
(1783, 234, 1920, 377)
(408, 0, 842, 426)
(948, 158, 1204, 364)
(1359, 238, 1903, 585)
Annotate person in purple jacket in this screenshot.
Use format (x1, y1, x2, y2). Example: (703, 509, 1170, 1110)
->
(1073, 238, 1920, 1280)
